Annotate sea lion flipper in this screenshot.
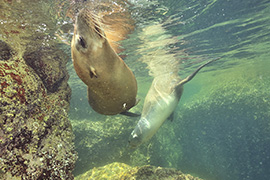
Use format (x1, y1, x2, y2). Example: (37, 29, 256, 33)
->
(135, 98, 141, 106)
(177, 57, 221, 87)
(120, 111, 141, 117)
(89, 66, 98, 78)
(167, 112, 175, 122)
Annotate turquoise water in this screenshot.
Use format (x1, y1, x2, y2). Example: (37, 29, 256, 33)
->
(67, 0, 270, 179)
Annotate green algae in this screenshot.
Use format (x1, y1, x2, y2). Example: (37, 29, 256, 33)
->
(0, 53, 77, 179)
(171, 57, 270, 179)
(0, 1, 77, 178)
(75, 162, 203, 180)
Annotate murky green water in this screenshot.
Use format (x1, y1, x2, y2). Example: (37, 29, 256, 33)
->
(69, 0, 270, 179)
(1, 0, 270, 179)
(120, 1, 270, 180)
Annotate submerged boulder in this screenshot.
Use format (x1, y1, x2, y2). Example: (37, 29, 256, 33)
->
(0, 40, 14, 61)
(172, 63, 270, 180)
(75, 162, 203, 180)
(23, 46, 69, 93)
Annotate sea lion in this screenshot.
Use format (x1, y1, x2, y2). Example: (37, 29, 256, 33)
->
(71, 8, 138, 115)
(128, 58, 220, 148)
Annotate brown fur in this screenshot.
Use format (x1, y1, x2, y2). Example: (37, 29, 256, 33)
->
(71, 8, 137, 115)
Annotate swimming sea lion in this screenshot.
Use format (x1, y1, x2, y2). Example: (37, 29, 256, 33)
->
(71, 8, 138, 115)
(128, 58, 220, 148)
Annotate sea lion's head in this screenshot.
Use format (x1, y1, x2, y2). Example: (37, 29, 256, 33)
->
(72, 8, 106, 55)
(128, 117, 151, 148)
(71, 8, 108, 84)
(71, 8, 138, 115)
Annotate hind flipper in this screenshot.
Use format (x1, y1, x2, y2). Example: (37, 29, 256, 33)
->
(177, 57, 221, 87)
(167, 112, 175, 122)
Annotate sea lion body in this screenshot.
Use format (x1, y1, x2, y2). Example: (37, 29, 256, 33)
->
(129, 74, 182, 148)
(71, 9, 137, 115)
(129, 58, 219, 148)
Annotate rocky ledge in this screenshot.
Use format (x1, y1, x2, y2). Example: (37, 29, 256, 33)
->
(0, 40, 77, 180)
(75, 162, 203, 180)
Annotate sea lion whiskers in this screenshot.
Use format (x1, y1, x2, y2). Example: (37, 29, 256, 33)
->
(83, 10, 127, 46)
(87, 15, 106, 39)
(79, 9, 107, 40)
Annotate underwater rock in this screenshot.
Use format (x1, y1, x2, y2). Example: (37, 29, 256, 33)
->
(75, 162, 203, 180)
(70, 116, 138, 175)
(0, 40, 14, 61)
(0, 46, 77, 179)
(172, 64, 270, 180)
(23, 46, 69, 93)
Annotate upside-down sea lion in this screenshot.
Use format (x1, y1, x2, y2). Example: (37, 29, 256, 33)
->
(71, 8, 138, 115)
(128, 58, 220, 148)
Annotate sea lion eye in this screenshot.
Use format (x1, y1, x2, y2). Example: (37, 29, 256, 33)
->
(79, 36, 86, 48)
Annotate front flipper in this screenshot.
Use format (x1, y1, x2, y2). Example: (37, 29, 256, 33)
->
(120, 111, 141, 117)
(167, 112, 175, 122)
(134, 98, 141, 106)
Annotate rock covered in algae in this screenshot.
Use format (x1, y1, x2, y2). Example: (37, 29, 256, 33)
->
(0, 40, 14, 61)
(70, 115, 139, 175)
(23, 46, 69, 93)
(0, 40, 77, 179)
(171, 62, 270, 180)
(0, 0, 78, 179)
(75, 162, 203, 180)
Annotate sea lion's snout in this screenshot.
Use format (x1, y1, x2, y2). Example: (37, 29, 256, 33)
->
(76, 9, 105, 39)
(128, 117, 151, 148)
(128, 130, 142, 149)
(73, 35, 88, 53)
(74, 8, 106, 54)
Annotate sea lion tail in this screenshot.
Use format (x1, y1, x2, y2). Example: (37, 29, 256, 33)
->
(177, 57, 221, 87)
